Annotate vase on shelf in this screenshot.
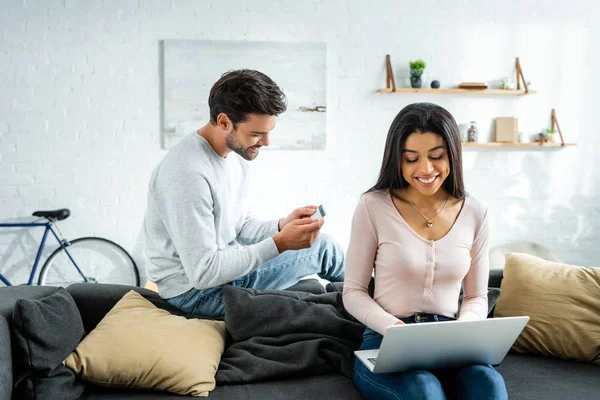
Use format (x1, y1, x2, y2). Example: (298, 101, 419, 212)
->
(459, 123, 469, 142)
(467, 122, 479, 143)
(544, 129, 557, 143)
(408, 60, 425, 88)
(410, 76, 422, 88)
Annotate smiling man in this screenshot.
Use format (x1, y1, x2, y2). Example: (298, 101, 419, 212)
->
(143, 69, 345, 318)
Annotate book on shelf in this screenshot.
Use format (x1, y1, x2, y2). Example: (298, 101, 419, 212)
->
(458, 82, 488, 89)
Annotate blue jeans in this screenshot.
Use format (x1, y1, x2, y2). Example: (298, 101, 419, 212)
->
(165, 233, 345, 318)
(354, 314, 508, 400)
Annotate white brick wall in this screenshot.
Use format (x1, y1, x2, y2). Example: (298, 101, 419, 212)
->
(1, 0, 599, 284)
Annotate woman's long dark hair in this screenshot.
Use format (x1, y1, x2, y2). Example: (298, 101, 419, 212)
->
(367, 102, 466, 199)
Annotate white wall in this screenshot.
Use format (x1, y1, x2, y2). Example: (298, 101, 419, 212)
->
(1, 0, 599, 284)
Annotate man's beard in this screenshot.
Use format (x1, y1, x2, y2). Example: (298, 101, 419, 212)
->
(225, 130, 259, 161)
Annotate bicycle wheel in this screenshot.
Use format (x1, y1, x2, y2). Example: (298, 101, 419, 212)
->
(38, 237, 140, 287)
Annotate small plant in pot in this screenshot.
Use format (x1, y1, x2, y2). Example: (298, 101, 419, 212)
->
(545, 128, 557, 143)
(409, 59, 426, 88)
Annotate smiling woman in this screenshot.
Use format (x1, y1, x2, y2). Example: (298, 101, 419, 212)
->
(343, 103, 508, 400)
(368, 102, 464, 200)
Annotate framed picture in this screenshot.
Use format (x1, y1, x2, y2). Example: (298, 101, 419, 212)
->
(161, 39, 327, 150)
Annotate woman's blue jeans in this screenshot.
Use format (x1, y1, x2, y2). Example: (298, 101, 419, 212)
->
(353, 314, 508, 400)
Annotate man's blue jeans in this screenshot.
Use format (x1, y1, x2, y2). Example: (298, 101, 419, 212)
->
(165, 233, 345, 318)
(354, 315, 509, 400)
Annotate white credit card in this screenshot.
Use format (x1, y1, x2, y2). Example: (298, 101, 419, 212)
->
(311, 204, 326, 221)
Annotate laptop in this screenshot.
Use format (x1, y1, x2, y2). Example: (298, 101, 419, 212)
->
(355, 316, 529, 374)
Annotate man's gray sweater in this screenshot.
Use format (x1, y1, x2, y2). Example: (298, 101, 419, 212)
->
(143, 132, 280, 298)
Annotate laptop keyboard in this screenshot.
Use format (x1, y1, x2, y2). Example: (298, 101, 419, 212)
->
(368, 357, 377, 365)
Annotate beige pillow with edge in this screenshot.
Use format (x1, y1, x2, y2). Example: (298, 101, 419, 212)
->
(63, 290, 226, 397)
(494, 253, 600, 365)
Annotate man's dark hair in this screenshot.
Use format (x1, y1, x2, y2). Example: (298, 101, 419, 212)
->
(208, 69, 287, 126)
(367, 102, 466, 199)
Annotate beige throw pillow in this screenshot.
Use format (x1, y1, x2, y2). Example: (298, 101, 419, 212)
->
(494, 253, 600, 365)
(63, 290, 226, 397)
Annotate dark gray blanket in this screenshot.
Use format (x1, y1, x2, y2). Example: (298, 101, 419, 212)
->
(215, 286, 365, 384)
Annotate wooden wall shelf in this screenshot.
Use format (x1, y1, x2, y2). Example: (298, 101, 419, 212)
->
(377, 88, 536, 95)
(462, 142, 575, 148)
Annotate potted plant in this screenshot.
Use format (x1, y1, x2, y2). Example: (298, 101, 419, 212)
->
(409, 59, 426, 88)
(545, 128, 557, 143)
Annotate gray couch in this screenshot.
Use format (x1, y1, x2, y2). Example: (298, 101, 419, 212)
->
(1, 270, 597, 400)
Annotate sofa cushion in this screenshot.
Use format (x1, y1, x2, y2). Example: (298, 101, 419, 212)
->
(66, 280, 323, 334)
(81, 373, 364, 399)
(0, 285, 61, 400)
(11, 287, 86, 400)
(66, 283, 190, 333)
(0, 285, 59, 319)
(496, 353, 600, 400)
(487, 268, 504, 289)
(63, 290, 226, 397)
(494, 253, 600, 365)
(0, 315, 12, 400)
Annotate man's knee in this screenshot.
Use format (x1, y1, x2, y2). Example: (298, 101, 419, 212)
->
(313, 233, 345, 281)
(315, 233, 344, 255)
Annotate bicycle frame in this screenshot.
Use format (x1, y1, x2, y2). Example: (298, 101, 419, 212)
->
(0, 220, 87, 286)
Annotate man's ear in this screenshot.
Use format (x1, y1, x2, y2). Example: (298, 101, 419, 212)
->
(216, 113, 232, 131)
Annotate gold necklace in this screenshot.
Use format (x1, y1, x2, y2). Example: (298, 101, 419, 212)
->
(404, 189, 449, 228)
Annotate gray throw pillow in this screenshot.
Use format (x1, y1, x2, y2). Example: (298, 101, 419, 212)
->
(11, 287, 86, 400)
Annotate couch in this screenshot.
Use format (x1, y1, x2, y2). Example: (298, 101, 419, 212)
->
(1, 269, 598, 400)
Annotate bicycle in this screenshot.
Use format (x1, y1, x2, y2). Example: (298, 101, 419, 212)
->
(0, 208, 140, 287)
